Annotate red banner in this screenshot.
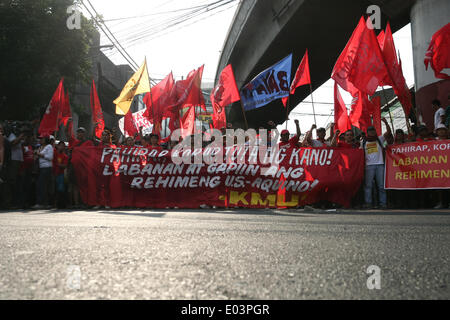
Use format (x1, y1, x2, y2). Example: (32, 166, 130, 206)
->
(386, 141, 450, 190)
(71, 146, 365, 209)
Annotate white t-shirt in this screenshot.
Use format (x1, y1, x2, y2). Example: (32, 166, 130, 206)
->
(435, 107, 445, 129)
(7, 133, 23, 162)
(311, 140, 330, 148)
(39, 144, 54, 168)
(362, 136, 386, 166)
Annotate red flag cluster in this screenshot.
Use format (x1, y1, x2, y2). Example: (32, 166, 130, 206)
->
(331, 16, 415, 135)
(378, 23, 412, 115)
(332, 17, 388, 97)
(425, 23, 450, 80)
(137, 66, 208, 139)
(39, 78, 106, 140)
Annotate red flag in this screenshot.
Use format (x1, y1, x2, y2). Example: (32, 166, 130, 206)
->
(282, 49, 311, 106)
(143, 72, 175, 135)
(39, 79, 65, 136)
(180, 107, 196, 138)
(349, 91, 372, 133)
(377, 30, 386, 50)
(425, 23, 450, 80)
(380, 23, 413, 115)
(171, 65, 206, 110)
(369, 96, 382, 136)
(90, 80, 105, 139)
(63, 91, 74, 140)
(124, 109, 138, 138)
(334, 83, 352, 133)
(211, 64, 241, 129)
(59, 91, 72, 127)
(163, 66, 206, 136)
(331, 17, 388, 96)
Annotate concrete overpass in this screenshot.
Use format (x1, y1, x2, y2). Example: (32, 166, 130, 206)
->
(216, 0, 450, 130)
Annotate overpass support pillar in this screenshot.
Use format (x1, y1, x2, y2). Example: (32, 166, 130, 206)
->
(410, 0, 450, 129)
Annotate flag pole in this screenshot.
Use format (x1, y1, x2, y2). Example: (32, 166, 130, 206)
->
(239, 100, 249, 130)
(144, 57, 156, 136)
(381, 86, 395, 132)
(309, 83, 317, 127)
(285, 96, 290, 130)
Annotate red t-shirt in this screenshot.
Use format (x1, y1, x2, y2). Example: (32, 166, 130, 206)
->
(20, 144, 35, 172)
(53, 151, 69, 176)
(149, 145, 163, 153)
(97, 143, 116, 149)
(337, 141, 358, 149)
(279, 136, 299, 149)
(69, 138, 94, 149)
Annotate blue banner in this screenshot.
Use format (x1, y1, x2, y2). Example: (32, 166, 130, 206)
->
(241, 54, 292, 111)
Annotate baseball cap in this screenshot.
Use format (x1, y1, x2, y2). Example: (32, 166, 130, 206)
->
(77, 127, 86, 133)
(281, 130, 290, 135)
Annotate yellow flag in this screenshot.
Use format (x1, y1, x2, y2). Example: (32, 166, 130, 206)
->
(114, 60, 151, 115)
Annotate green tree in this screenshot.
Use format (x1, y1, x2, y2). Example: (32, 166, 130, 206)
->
(0, 0, 95, 120)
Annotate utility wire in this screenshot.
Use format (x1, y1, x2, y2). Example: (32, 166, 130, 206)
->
(83, 0, 139, 71)
(109, 0, 238, 49)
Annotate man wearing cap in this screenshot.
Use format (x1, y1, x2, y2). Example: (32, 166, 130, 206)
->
(361, 118, 392, 209)
(279, 120, 301, 150)
(435, 124, 449, 140)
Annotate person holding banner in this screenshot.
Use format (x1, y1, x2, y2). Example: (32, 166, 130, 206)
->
(98, 129, 115, 149)
(149, 134, 162, 152)
(279, 120, 301, 150)
(65, 120, 94, 209)
(435, 124, 449, 140)
(124, 136, 136, 147)
(361, 119, 393, 210)
(433, 124, 450, 209)
(304, 124, 330, 148)
(415, 125, 432, 142)
(331, 130, 359, 149)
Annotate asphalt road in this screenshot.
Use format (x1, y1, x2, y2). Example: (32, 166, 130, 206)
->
(0, 208, 449, 300)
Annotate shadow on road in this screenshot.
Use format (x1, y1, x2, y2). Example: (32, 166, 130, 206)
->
(97, 211, 167, 219)
(0, 208, 449, 218)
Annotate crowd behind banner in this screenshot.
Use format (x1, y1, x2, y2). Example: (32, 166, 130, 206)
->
(0, 96, 449, 211)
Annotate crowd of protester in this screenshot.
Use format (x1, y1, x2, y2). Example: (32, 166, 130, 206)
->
(0, 97, 449, 211)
